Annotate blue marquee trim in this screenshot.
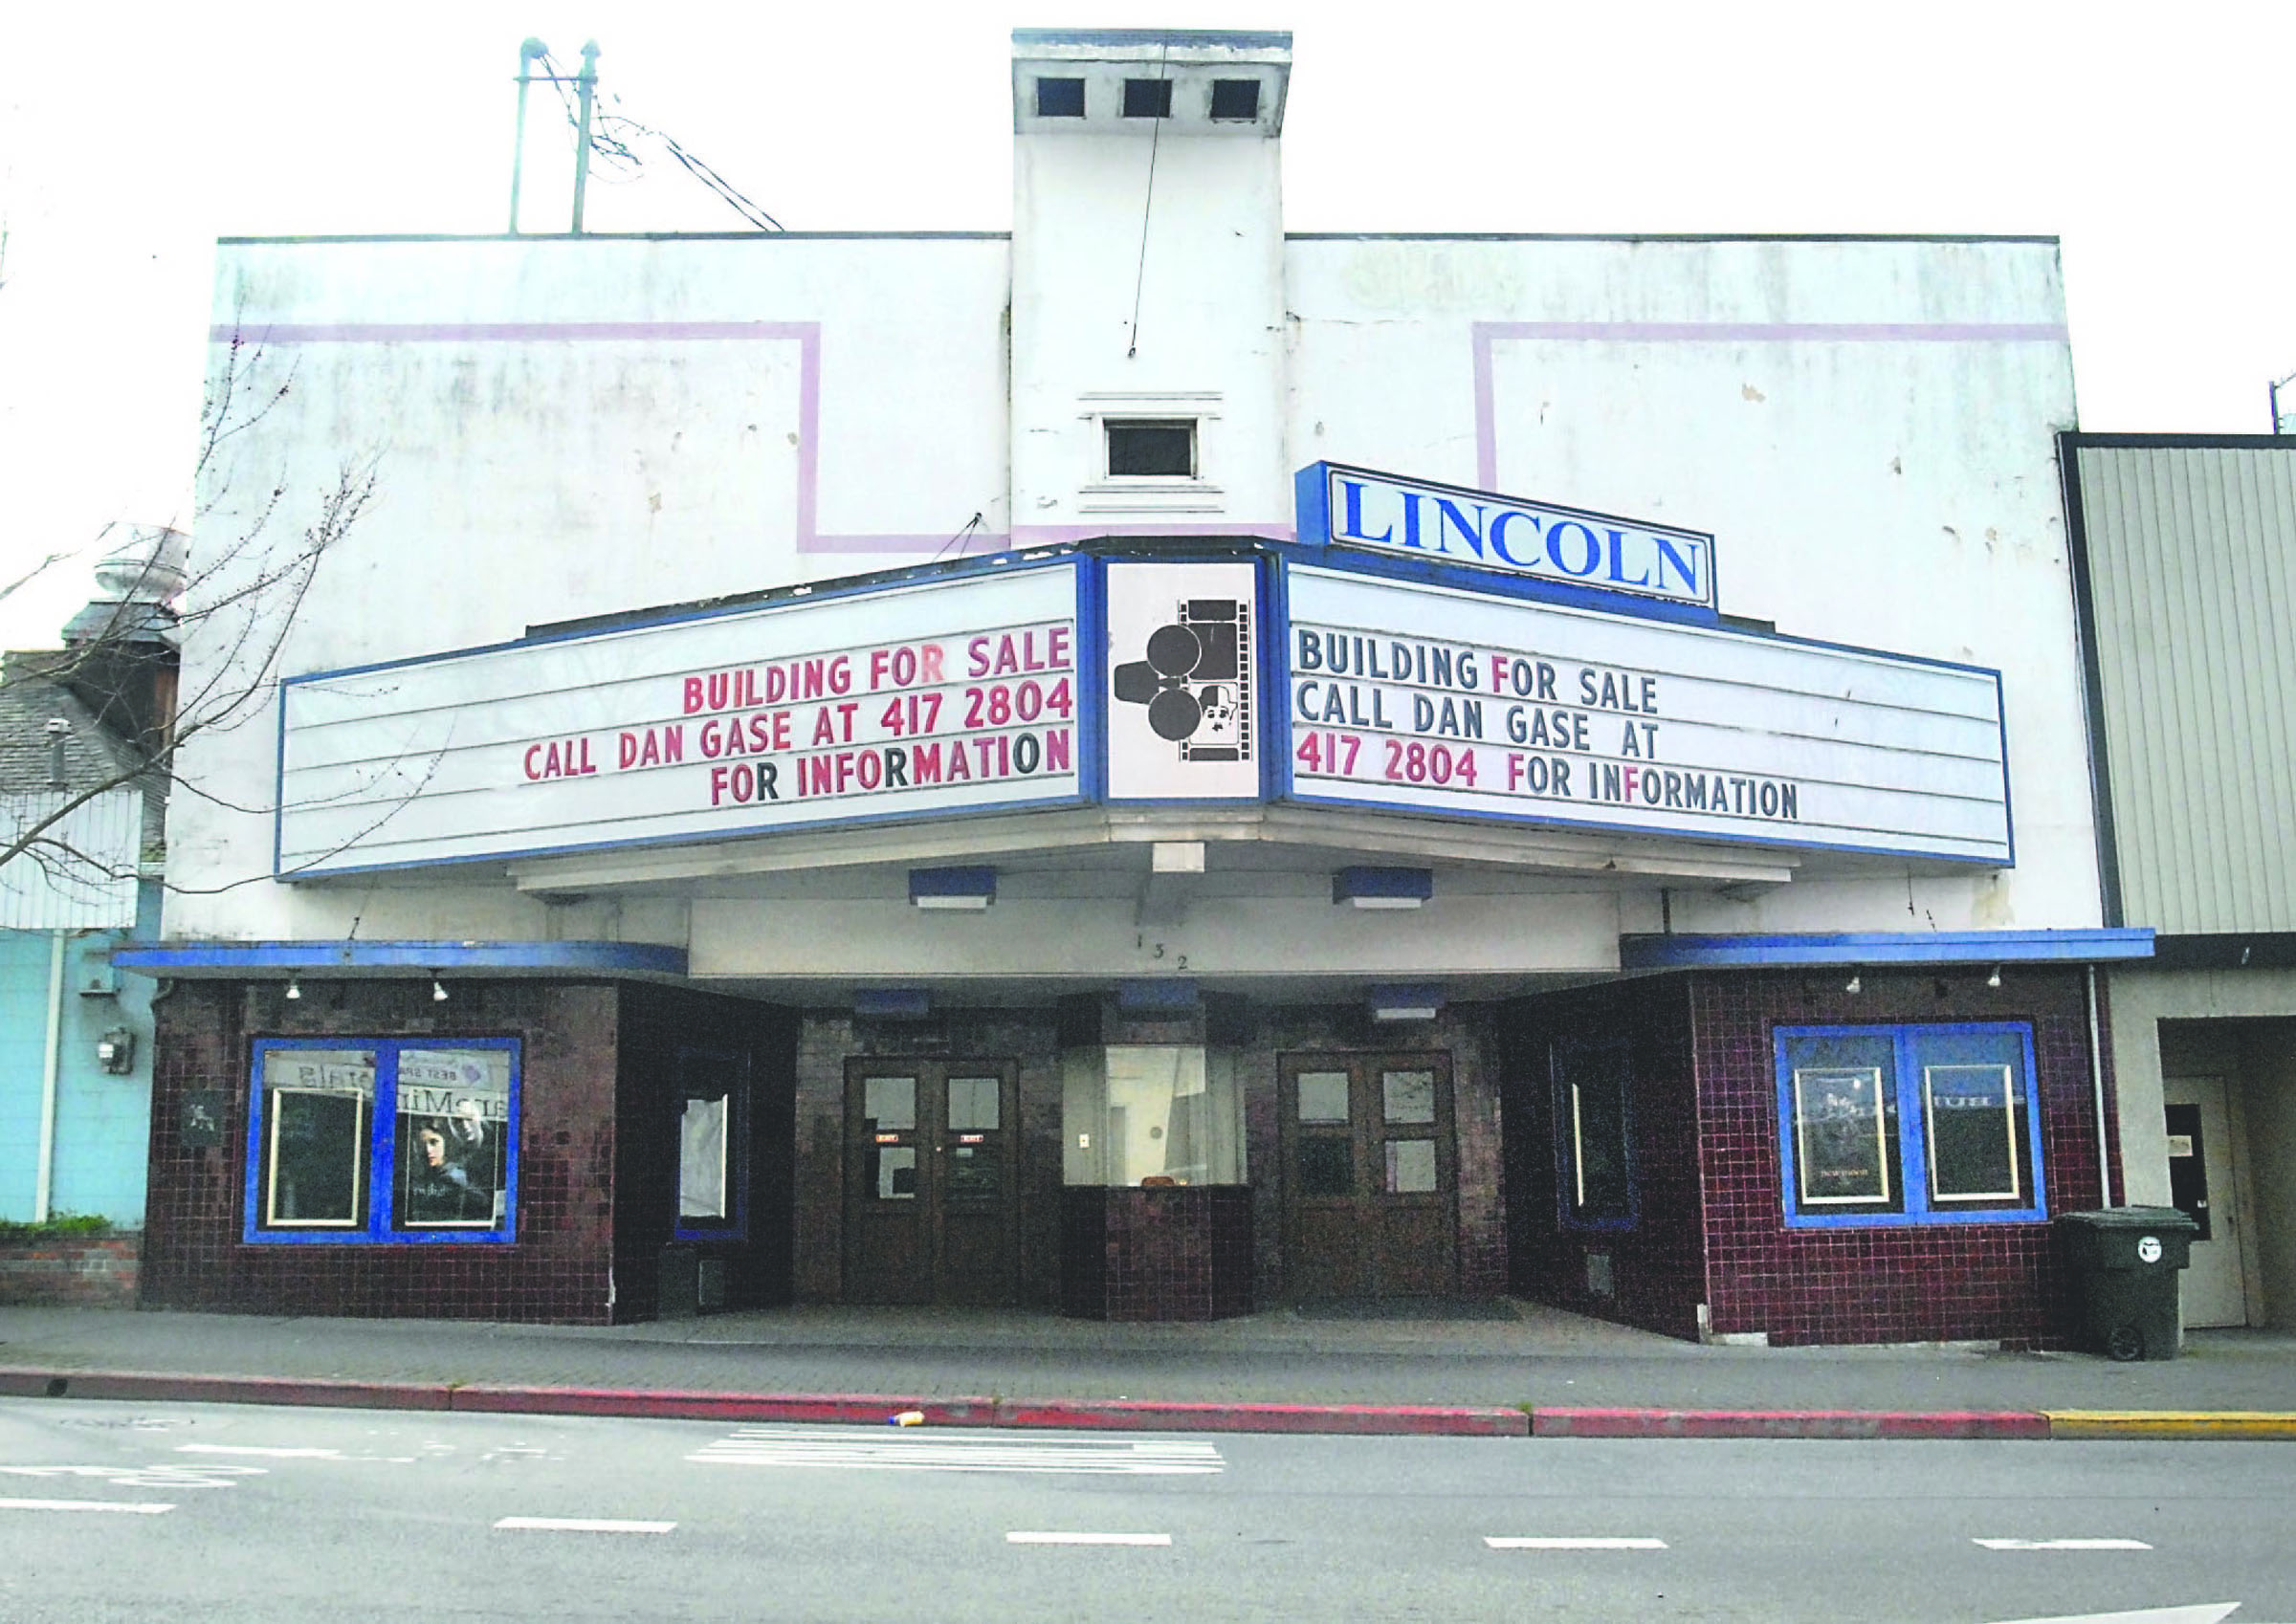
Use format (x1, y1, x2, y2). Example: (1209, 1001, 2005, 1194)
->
(116, 939, 690, 979)
(1618, 929, 2153, 970)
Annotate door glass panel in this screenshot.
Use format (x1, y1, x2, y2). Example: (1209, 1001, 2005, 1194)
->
(871, 1145, 917, 1200)
(1381, 1069, 1436, 1125)
(1297, 1136, 1354, 1196)
(947, 1075, 1001, 1130)
(944, 1138, 1003, 1200)
(864, 1076, 916, 1130)
(1384, 1138, 1438, 1195)
(1297, 1071, 1351, 1123)
(2164, 1103, 2210, 1241)
(679, 1094, 731, 1221)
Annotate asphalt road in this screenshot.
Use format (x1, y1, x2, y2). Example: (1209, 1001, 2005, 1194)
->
(2, 1398, 2291, 1623)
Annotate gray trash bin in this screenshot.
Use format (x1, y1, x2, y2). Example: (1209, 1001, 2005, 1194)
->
(2057, 1206, 2198, 1361)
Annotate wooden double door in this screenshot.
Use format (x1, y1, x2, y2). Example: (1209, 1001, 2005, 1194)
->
(843, 1060, 1019, 1306)
(1280, 1052, 1459, 1300)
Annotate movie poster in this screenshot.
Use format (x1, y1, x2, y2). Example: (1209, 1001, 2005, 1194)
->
(393, 1048, 511, 1228)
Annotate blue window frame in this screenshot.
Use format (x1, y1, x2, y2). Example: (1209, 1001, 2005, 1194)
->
(1776, 1023, 2043, 1228)
(244, 1038, 519, 1244)
(1552, 1037, 1637, 1232)
(673, 1045, 748, 1242)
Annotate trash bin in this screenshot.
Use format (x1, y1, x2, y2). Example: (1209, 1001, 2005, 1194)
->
(2056, 1206, 2198, 1361)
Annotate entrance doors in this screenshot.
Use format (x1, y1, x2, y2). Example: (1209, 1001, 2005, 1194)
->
(1280, 1053, 1458, 1300)
(843, 1061, 1019, 1306)
(2165, 1077, 2249, 1328)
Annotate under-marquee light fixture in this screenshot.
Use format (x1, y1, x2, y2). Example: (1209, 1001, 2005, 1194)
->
(284, 979, 302, 1001)
(854, 987, 932, 1020)
(1986, 965, 2003, 989)
(910, 866, 998, 911)
(1843, 974, 1863, 995)
(432, 978, 451, 1003)
(1333, 866, 1433, 910)
(1368, 984, 1445, 1022)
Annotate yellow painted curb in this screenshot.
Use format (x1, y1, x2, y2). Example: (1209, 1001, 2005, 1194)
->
(2046, 1411, 2296, 1439)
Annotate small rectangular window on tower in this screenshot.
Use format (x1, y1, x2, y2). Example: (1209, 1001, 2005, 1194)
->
(1209, 79, 1261, 121)
(1035, 77, 1085, 118)
(1107, 420, 1196, 478)
(1122, 78, 1174, 119)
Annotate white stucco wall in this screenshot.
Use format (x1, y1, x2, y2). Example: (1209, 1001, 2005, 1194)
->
(163, 65, 2098, 979)
(1285, 236, 2093, 937)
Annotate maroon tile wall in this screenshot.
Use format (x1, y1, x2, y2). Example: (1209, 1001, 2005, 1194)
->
(1690, 967, 2113, 1349)
(1060, 1186, 1253, 1320)
(141, 979, 622, 1324)
(1502, 980, 1708, 1340)
(611, 987, 799, 1322)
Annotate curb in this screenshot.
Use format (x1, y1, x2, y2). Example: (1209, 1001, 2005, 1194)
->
(1532, 1408, 2049, 1440)
(6, 1371, 2293, 1440)
(2043, 1410, 2296, 1441)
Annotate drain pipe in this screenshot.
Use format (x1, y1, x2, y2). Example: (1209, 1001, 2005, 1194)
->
(34, 930, 66, 1220)
(2086, 964, 2113, 1207)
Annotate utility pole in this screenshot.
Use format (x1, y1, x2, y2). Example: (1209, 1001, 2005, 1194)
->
(572, 41, 601, 235)
(508, 38, 548, 234)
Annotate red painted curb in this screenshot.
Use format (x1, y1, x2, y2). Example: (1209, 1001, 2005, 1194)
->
(0, 1368, 452, 1411)
(996, 1400, 1529, 1437)
(1532, 1408, 2050, 1440)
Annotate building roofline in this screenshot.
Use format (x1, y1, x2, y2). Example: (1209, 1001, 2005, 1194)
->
(1012, 28, 1292, 50)
(1286, 231, 2062, 246)
(212, 230, 2063, 250)
(2062, 431, 2296, 450)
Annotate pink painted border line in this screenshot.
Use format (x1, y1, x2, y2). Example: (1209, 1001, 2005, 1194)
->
(209, 319, 1000, 557)
(1469, 318, 2072, 490)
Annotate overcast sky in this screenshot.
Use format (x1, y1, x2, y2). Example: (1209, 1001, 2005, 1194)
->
(2, 0, 2289, 647)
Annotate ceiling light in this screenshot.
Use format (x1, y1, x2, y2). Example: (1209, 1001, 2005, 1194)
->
(1333, 867, 1433, 910)
(910, 866, 997, 911)
(1369, 983, 1444, 1021)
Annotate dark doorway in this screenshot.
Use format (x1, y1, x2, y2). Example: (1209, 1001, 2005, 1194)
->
(843, 1060, 1019, 1306)
(1280, 1052, 1459, 1299)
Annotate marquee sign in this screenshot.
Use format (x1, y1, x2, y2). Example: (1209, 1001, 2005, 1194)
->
(276, 563, 1086, 876)
(1294, 462, 1717, 614)
(1280, 564, 2010, 864)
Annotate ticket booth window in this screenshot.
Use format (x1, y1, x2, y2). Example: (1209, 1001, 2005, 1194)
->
(1062, 1046, 1246, 1186)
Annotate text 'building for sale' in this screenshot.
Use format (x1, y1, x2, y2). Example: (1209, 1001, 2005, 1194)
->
(124, 30, 2151, 1342)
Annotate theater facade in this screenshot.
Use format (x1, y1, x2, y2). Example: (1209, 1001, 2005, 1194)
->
(124, 29, 2147, 1344)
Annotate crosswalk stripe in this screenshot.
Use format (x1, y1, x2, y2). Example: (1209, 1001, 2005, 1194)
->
(0, 1498, 175, 1514)
(1486, 1537, 1667, 1550)
(1975, 1539, 2153, 1551)
(688, 1427, 1224, 1476)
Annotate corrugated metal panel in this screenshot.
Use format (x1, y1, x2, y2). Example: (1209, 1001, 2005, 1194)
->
(2078, 444, 2296, 933)
(0, 789, 142, 931)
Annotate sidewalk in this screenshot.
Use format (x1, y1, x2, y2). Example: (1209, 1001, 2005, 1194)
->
(4, 1300, 2293, 1438)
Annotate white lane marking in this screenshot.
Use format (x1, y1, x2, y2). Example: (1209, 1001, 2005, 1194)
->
(1486, 1536, 1668, 1550)
(1007, 1532, 1172, 1547)
(0, 1464, 265, 1490)
(494, 1518, 677, 1533)
(689, 1426, 1224, 1476)
(0, 1498, 175, 1514)
(1983, 1607, 2239, 1624)
(176, 1444, 341, 1459)
(1975, 1539, 2153, 1551)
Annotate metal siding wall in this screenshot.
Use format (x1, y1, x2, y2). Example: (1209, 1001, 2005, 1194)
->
(2080, 445, 2296, 933)
(0, 790, 142, 932)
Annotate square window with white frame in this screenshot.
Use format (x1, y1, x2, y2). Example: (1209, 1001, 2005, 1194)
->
(1775, 1023, 2042, 1228)
(247, 1038, 519, 1244)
